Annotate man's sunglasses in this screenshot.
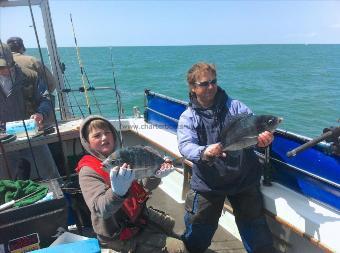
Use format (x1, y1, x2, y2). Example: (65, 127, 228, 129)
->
(194, 79, 217, 87)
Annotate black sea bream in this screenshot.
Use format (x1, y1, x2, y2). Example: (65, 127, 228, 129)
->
(102, 145, 166, 179)
(221, 114, 282, 151)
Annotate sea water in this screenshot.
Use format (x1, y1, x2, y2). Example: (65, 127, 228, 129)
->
(28, 44, 340, 138)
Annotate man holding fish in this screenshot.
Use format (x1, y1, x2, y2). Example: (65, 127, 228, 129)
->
(177, 62, 280, 253)
(77, 115, 188, 253)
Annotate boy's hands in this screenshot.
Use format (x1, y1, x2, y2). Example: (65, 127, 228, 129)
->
(155, 158, 174, 178)
(109, 163, 135, 197)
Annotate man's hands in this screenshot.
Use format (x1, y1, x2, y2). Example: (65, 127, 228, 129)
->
(30, 113, 43, 130)
(109, 163, 135, 197)
(202, 143, 226, 161)
(257, 131, 274, 148)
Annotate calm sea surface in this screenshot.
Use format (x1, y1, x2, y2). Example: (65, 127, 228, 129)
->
(28, 45, 340, 138)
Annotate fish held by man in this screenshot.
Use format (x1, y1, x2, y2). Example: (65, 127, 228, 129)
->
(221, 114, 283, 151)
(102, 145, 169, 179)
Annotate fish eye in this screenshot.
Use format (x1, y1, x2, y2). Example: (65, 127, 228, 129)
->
(268, 119, 273, 124)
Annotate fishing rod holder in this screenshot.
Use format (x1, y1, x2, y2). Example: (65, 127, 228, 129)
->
(62, 88, 88, 93)
(62, 86, 114, 93)
(262, 145, 273, 186)
(286, 126, 340, 157)
(323, 126, 340, 155)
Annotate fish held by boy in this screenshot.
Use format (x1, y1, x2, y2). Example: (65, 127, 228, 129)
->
(102, 145, 172, 179)
(221, 114, 283, 151)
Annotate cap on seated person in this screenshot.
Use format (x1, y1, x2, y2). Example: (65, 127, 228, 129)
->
(0, 43, 14, 67)
(7, 37, 26, 53)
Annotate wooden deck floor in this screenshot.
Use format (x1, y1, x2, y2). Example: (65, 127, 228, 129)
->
(148, 187, 246, 253)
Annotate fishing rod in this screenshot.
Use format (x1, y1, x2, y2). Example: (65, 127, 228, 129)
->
(287, 126, 340, 157)
(0, 188, 44, 212)
(62, 75, 77, 117)
(69, 13, 92, 115)
(27, 0, 70, 178)
(0, 134, 16, 179)
(63, 74, 85, 117)
(69, 14, 103, 115)
(82, 68, 102, 115)
(109, 47, 124, 148)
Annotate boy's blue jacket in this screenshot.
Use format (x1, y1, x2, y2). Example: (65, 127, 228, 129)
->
(177, 87, 262, 195)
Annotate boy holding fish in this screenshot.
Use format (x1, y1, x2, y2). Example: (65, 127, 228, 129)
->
(177, 62, 277, 253)
(77, 115, 188, 253)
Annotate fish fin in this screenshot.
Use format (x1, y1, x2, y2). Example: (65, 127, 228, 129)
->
(143, 145, 163, 158)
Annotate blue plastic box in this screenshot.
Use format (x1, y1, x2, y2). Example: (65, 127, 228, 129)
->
(31, 238, 100, 253)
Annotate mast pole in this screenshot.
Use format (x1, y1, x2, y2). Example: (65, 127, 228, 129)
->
(40, 0, 71, 120)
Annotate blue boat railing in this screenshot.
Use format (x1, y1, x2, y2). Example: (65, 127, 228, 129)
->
(143, 90, 340, 211)
(144, 89, 187, 133)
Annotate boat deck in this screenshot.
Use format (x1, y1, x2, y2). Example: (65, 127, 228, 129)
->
(148, 187, 246, 253)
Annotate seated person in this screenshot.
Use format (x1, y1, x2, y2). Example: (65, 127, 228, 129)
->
(76, 115, 188, 253)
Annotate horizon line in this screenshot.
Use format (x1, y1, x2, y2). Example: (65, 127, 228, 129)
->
(25, 43, 340, 49)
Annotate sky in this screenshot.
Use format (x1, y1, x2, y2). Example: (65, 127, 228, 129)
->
(1, 0, 340, 47)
